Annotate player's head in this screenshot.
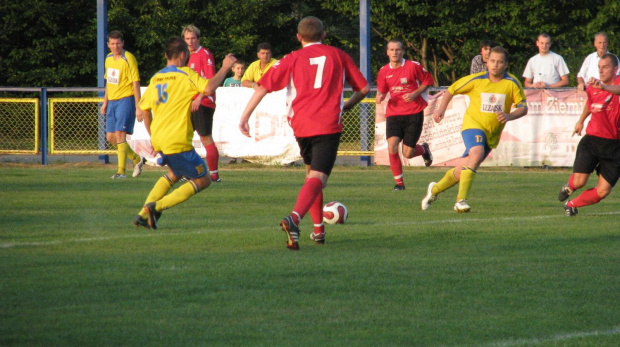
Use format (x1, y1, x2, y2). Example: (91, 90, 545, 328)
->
(231, 60, 245, 77)
(487, 46, 509, 77)
(598, 53, 619, 84)
(386, 39, 404, 63)
(479, 39, 496, 62)
(107, 30, 124, 55)
(165, 36, 190, 66)
(182, 25, 201, 53)
(536, 33, 552, 54)
(256, 42, 272, 63)
(594, 32, 609, 56)
(297, 16, 325, 43)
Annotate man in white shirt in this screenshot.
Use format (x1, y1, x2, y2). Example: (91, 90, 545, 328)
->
(522, 33, 569, 89)
(577, 32, 612, 91)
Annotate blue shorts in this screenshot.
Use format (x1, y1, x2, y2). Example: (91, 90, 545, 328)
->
(106, 96, 136, 134)
(461, 129, 492, 159)
(164, 150, 208, 179)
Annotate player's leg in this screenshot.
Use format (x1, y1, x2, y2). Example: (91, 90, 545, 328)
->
(565, 136, 620, 216)
(559, 136, 595, 201)
(282, 134, 339, 250)
(386, 116, 406, 190)
(308, 176, 326, 244)
(192, 106, 221, 182)
(401, 112, 432, 166)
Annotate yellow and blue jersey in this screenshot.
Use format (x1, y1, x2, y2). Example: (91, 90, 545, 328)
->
(104, 50, 140, 100)
(448, 71, 527, 148)
(139, 66, 208, 155)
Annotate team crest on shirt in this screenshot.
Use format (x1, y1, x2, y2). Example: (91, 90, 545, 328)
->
(480, 93, 505, 113)
(106, 68, 120, 85)
(400, 78, 407, 85)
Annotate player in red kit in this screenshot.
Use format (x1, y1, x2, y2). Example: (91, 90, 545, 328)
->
(559, 53, 620, 216)
(182, 25, 222, 183)
(376, 39, 435, 191)
(239, 16, 369, 250)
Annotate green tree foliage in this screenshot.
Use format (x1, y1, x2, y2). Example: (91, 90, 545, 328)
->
(1, 0, 619, 87)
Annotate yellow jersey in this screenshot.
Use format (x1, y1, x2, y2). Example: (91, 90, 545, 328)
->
(448, 71, 527, 148)
(139, 66, 208, 154)
(241, 58, 278, 83)
(104, 50, 140, 100)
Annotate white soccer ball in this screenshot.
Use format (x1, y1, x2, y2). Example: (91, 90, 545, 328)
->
(323, 201, 348, 225)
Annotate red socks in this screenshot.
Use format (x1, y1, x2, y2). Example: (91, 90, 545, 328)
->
(291, 177, 323, 222)
(205, 142, 219, 174)
(389, 153, 404, 186)
(568, 188, 603, 208)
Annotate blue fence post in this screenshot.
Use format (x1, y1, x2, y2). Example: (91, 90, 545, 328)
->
(40, 87, 48, 165)
(359, 0, 371, 166)
(97, 0, 109, 164)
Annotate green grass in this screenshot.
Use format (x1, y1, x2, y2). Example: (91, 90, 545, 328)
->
(0, 163, 619, 346)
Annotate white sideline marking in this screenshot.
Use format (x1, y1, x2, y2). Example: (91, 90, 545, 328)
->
(485, 325, 620, 346)
(1, 211, 619, 249)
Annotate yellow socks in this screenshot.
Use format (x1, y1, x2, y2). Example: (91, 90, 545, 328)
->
(157, 181, 200, 210)
(139, 176, 173, 218)
(457, 167, 476, 201)
(434, 167, 459, 195)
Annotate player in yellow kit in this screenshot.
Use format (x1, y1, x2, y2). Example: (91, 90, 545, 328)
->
(132, 36, 236, 229)
(100, 30, 145, 179)
(421, 46, 528, 213)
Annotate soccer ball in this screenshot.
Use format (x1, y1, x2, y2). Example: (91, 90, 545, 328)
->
(323, 201, 348, 225)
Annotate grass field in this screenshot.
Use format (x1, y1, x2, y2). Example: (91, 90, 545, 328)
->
(1, 162, 619, 346)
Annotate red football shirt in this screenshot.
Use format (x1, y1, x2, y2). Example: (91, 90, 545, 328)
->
(258, 43, 368, 137)
(188, 46, 216, 108)
(376, 59, 435, 117)
(586, 75, 620, 140)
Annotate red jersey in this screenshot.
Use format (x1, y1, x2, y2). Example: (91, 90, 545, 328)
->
(376, 59, 435, 116)
(188, 46, 216, 108)
(258, 43, 368, 137)
(586, 75, 620, 140)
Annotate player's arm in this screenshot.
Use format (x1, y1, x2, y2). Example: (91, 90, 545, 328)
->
(497, 105, 527, 123)
(239, 85, 269, 137)
(573, 104, 591, 137)
(133, 81, 142, 121)
(590, 79, 620, 94)
(203, 53, 237, 95)
(100, 86, 109, 115)
(403, 84, 429, 103)
(141, 109, 153, 136)
(375, 91, 387, 104)
(344, 84, 370, 111)
(433, 90, 453, 123)
(241, 80, 258, 88)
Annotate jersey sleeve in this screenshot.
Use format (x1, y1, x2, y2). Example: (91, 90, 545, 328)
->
(511, 76, 527, 108)
(258, 58, 290, 92)
(415, 63, 434, 86)
(343, 53, 368, 92)
(139, 83, 156, 111)
(126, 52, 141, 82)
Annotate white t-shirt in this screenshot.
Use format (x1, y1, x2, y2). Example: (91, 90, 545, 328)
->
(522, 51, 569, 85)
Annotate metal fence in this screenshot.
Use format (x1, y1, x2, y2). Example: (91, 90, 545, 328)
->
(0, 87, 376, 164)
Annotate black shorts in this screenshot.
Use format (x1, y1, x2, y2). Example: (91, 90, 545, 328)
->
(573, 135, 620, 187)
(191, 105, 215, 136)
(386, 112, 424, 148)
(296, 133, 341, 176)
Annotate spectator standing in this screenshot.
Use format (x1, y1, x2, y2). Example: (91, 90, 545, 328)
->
(223, 60, 246, 87)
(421, 47, 528, 213)
(559, 53, 620, 216)
(241, 43, 278, 88)
(239, 16, 369, 250)
(577, 32, 612, 91)
(182, 25, 222, 183)
(470, 40, 496, 74)
(376, 39, 434, 191)
(100, 30, 146, 179)
(522, 33, 570, 88)
(133, 37, 235, 229)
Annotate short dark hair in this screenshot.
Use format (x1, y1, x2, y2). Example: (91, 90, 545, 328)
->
(298, 16, 324, 42)
(490, 46, 510, 62)
(165, 36, 189, 60)
(601, 53, 619, 68)
(386, 39, 404, 51)
(257, 42, 271, 52)
(480, 39, 496, 51)
(107, 30, 123, 41)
